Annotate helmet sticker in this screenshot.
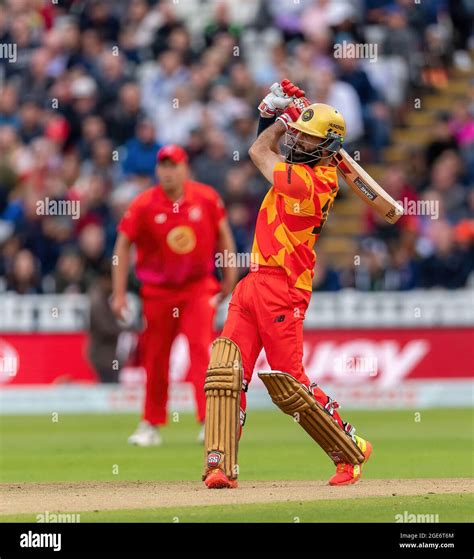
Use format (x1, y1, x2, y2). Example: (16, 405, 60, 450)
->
(329, 122, 344, 132)
(301, 108, 314, 122)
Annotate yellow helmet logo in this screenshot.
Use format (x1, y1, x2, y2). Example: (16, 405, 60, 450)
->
(290, 103, 346, 141)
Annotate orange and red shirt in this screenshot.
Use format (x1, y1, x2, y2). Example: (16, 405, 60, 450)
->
(119, 181, 225, 290)
(251, 162, 338, 291)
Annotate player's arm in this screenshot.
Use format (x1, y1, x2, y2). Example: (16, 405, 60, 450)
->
(111, 232, 132, 320)
(248, 120, 286, 183)
(250, 79, 309, 183)
(217, 217, 238, 302)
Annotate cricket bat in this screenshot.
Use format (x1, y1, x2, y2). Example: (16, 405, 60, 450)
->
(333, 149, 404, 224)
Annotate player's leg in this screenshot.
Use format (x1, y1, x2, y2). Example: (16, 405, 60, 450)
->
(254, 271, 372, 484)
(129, 294, 180, 445)
(203, 276, 262, 488)
(220, 276, 263, 422)
(258, 280, 349, 432)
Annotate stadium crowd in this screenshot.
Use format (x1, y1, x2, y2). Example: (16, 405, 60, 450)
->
(0, 0, 473, 295)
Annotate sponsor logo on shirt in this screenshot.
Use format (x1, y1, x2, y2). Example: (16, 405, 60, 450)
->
(154, 213, 167, 224)
(166, 226, 196, 254)
(188, 206, 202, 221)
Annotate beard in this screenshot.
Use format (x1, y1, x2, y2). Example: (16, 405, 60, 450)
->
(285, 144, 322, 165)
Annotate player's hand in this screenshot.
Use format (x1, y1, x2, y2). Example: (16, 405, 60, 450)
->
(110, 292, 129, 321)
(280, 78, 306, 99)
(216, 277, 235, 305)
(271, 79, 310, 129)
(258, 82, 293, 117)
(276, 96, 310, 129)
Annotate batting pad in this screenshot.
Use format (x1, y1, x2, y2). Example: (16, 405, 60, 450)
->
(203, 337, 243, 480)
(258, 371, 365, 465)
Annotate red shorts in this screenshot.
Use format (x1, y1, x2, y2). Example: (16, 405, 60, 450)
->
(221, 267, 311, 394)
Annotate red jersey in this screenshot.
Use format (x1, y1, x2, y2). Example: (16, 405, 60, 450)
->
(118, 181, 225, 289)
(251, 162, 338, 291)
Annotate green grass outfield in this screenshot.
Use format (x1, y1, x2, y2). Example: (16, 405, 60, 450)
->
(0, 409, 472, 522)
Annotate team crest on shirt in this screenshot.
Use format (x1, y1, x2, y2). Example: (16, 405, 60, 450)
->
(166, 226, 196, 254)
(188, 206, 202, 222)
(154, 213, 167, 224)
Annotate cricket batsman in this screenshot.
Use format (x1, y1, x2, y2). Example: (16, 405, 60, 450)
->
(112, 145, 237, 446)
(202, 80, 373, 488)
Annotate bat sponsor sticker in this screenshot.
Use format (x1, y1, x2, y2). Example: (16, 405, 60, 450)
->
(354, 177, 378, 201)
(207, 451, 223, 468)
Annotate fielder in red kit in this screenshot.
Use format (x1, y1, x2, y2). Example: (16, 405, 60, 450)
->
(112, 145, 237, 446)
(203, 80, 372, 488)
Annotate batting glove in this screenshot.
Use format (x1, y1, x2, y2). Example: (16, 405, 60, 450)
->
(280, 78, 306, 99)
(258, 82, 293, 117)
(276, 96, 310, 129)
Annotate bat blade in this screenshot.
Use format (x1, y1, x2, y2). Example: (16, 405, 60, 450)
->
(334, 149, 404, 224)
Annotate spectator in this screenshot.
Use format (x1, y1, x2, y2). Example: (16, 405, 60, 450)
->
(151, 2, 186, 57)
(419, 221, 472, 288)
(336, 53, 390, 160)
(309, 65, 364, 145)
(68, 76, 99, 146)
(207, 83, 249, 131)
(80, 137, 122, 189)
(18, 99, 44, 144)
(78, 115, 107, 161)
(192, 130, 232, 194)
(350, 240, 389, 291)
(425, 112, 459, 169)
(87, 259, 123, 383)
(122, 118, 161, 181)
(141, 50, 188, 118)
(382, 5, 419, 64)
(204, 2, 241, 48)
(6, 249, 42, 294)
(383, 246, 419, 291)
(449, 98, 474, 149)
(78, 223, 106, 288)
(0, 0, 470, 295)
(105, 82, 145, 145)
(313, 253, 341, 292)
(19, 48, 53, 104)
(153, 84, 204, 145)
(226, 111, 256, 161)
(54, 250, 86, 294)
(0, 84, 20, 128)
(424, 156, 468, 223)
(95, 51, 129, 109)
(79, 0, 120, 44)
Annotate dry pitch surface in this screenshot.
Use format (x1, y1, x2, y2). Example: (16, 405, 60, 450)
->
(1, 478, 471, 515)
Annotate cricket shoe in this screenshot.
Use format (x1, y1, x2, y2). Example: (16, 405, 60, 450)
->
(204, 468, 238, 489)
(127, 421, 162, 446)
(328, 436, 373, 486)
